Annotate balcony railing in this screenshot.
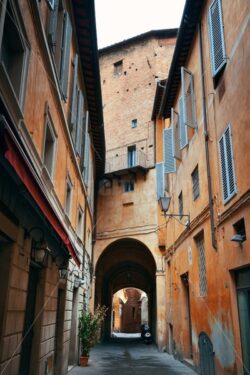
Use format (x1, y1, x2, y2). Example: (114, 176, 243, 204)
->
(105, 150, 147, 176)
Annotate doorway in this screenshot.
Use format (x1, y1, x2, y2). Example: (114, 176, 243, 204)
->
(19, 264, 40, 375)
(198, 332, 215, 375)
(68, 287, 79, 367)
(235, 267, 250, 375)
(181, 273, 193, 358)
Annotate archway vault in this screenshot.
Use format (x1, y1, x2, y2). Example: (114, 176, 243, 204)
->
(94, 238, 157, 338)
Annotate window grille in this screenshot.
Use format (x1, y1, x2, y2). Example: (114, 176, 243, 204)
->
(192, 165, 200, 200)
(218, 124, 236, 203)
(196, 233, 207, 297)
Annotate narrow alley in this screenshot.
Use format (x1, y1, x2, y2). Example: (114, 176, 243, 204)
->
(69, 339, 197, 375)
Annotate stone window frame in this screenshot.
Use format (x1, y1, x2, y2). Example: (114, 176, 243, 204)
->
(0, 0, 30, 119)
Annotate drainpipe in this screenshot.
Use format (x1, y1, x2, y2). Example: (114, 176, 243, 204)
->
(198, 22, 217, 250)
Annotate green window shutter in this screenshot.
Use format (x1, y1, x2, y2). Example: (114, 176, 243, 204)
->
(208, 0, 226, 77)
(218, 124, 236, 204)
(163, 128, 176, 174)
(156, 162, 164, 199)
(179, 96, 188, 149)
(48, 0, 59, 48)
(171, 108, 181, 160)
(70, 54, 78, 132)
(75, 90, 84, 155)
(60, 12, 72, 99)
(181, 67, 196, 129)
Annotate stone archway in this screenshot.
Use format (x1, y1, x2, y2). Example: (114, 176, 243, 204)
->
(94, 238, 157, 340)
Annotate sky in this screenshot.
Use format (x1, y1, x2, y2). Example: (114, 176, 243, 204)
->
(95, 0, 186, 49)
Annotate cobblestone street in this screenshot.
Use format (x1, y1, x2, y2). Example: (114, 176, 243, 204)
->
(69, 339, 198, 375)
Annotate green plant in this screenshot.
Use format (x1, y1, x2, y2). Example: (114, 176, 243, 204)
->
(79, 305, 107, 357)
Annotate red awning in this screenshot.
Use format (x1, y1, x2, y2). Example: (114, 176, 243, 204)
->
(2, 120, 81, 267)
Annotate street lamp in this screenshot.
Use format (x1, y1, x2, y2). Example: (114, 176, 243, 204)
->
(159, 196, 190, 227)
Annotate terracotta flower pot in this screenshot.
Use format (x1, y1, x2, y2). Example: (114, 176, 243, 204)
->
(80, 355, 89, 367)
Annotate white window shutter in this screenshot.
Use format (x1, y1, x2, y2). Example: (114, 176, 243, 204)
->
(70, 54, 78, 132)
(219, 125, 236, 203)
(171, 108, 181, 160)
(179, 96, 188, 149)
(208, 0, 226, 77)
(181, 67, 196, 128)
(60, 12, 72, 99)
(163, 128, 176, 174)
(156, 162, 165, 199)
(75, 90, 84, 155)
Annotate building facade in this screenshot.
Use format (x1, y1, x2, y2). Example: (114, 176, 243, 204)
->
(0, 1, 104, 374)
(94, 29, 177, 348)
(153, 0, 250, 374)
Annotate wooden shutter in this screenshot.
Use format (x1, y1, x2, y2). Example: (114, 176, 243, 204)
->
(219, 125, 236, 203)
(83, 112, 90, 186)
(70, 54, 78, 131)
(179, 96, 188, 149)
(60, 12, 72, 99)
(48, 0, 59, 48)
(171, 108, 181, 160)
(181, 67, 196, 128)
(163, 128, 176, 174)
(208, 0, 226, 77)
(156, 162, 164, 199)
(75, 90, 84, 155)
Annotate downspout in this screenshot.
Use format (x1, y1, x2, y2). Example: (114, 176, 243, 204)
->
(198, 22, 217, 250)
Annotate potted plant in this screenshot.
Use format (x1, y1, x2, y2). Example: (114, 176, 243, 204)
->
(79, 304, 107, 366)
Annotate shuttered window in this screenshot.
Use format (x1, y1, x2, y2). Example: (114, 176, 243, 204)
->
(178, 191, 183, 218)
(179, 96, 188, 149)
(219, 125, 236, 204)
(192, 165, 200, 200)
(181, 67, 196, 129)
(75, 90, 84, 155)
(156, 162, 165, 199)
(48, 1, 72, 99)
(70, 54, 78, 134)
(208, 0, 226, 77)
(83, 112, 90, 187)
(59, 12, 72, 99)
(196, 233, 207, 297)
(163, 128, 176, 174)
(171, 108, 181, 160)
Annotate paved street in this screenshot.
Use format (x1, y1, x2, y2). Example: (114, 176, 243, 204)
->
(69, 338, 198, 375)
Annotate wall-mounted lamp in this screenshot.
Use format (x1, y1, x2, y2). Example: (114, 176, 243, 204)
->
(29, 227, 51, 267)
(74, 277, 84, 289)
(159, 196, 190, 227)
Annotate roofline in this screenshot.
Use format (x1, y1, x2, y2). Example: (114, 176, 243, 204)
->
(159, 0, 205, 118)
(72, 0, 105, 177)
(99, 28, 178, 55)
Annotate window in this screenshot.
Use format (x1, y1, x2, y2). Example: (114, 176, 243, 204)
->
(65, 176, 73, 217)
(156, 162, 168, 199)
(163, 128, 176, 174)
(124, 180, 134, 193)
(218, 125, 236, 204)
(172, 109, 181, 160)
(83, 114, 90, 187)
(0, 0, 29, 108)
(192, 165, 200, 200)
(131, 119, 137, 128)
(46, 0, 55, 10)
(114, 60, 123, 76)
(48, 0, 72, 99)
(181, 67, 196, 129)
(77, 206, 84, 238)
(178, 191, 183, 218)
(43, 114, 57, 179)
(233, 218, 246, 242)
(196, 232, 207, 297)
(127, 145, 136, 168)
(208, 0, 227, 80)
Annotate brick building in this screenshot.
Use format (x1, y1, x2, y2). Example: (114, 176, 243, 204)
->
(152, 0, 250, 374)
(94, 29, 177, 348)
(0, 1, 104, 374)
